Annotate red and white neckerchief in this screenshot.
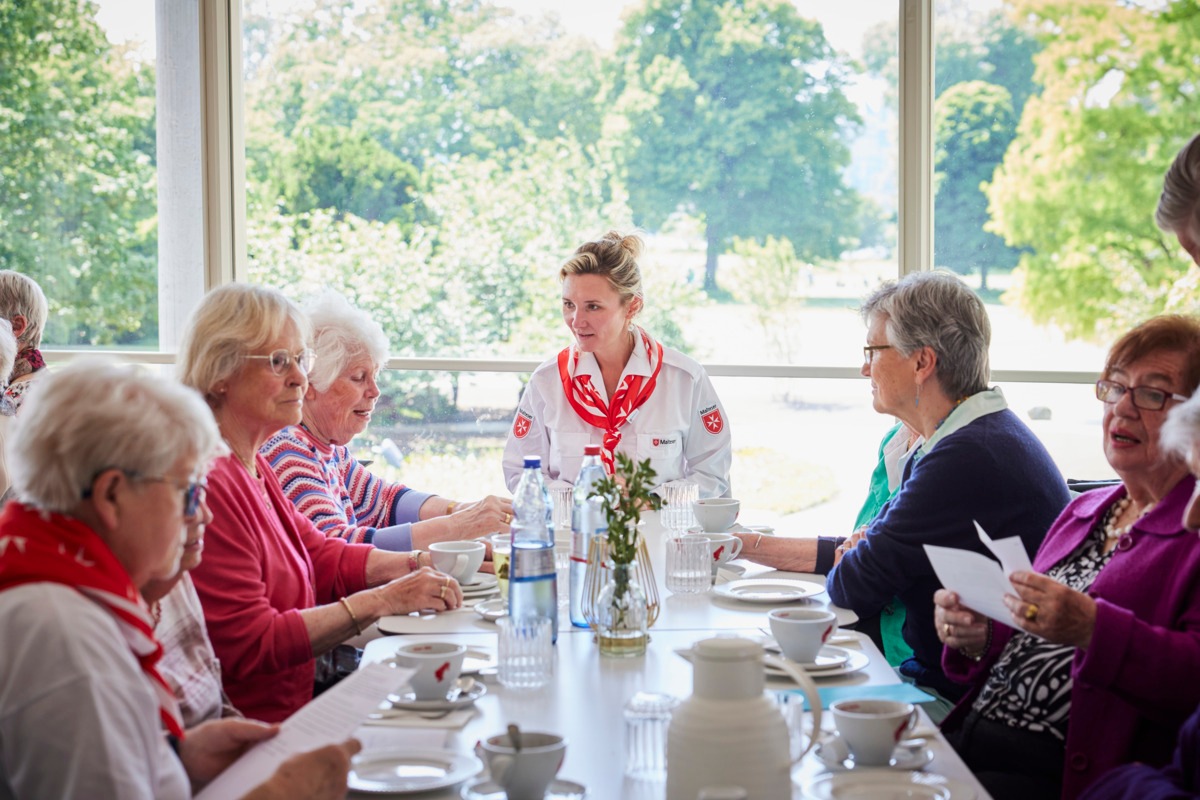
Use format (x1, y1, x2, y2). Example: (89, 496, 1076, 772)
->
(557, 326, 664, 474)
(0, 501, 185, 738)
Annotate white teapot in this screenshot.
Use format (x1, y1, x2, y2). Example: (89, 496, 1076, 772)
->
(667, 636, 821, 800)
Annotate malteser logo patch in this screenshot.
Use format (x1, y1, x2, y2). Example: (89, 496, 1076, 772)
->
(512, 410, 533, 439)
(700, 405, 724, 435)
(652, 437, 677, 447)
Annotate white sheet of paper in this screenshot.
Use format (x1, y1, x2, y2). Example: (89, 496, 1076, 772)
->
(195, 661, 414, 800)
(973, 520, 1033, 576)
(924, 544, 1014, 624)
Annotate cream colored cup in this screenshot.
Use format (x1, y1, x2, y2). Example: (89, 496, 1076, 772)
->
(692, 498, 740, 532)
(476, 731, 566, 800)
(389, 642, 466, 700)
(429, 540, 486, 584)
(768, 608, 837, 664)
(690, 532, 744, 574)
(830, 699, 918, 766)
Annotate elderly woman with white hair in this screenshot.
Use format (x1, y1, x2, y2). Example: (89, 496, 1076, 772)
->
(180, 284, 462, 724)
(0, 360, 358, 800)
(262, 290, 512, 551)
(738, 271, 1070, 716)
(0, 269, 49, 415)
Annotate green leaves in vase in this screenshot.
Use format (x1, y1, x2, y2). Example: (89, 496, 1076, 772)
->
(589, 452, 663, 566)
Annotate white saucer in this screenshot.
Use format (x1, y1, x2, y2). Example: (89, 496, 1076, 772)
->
(461, 574, 499, 591)
(461, 648, 497, 674)
(386, 679, 487, 711)
(461, 777, 586, 799)
(814, 732, 934, 771)
(803, 770, 975, 800)
(349, 748, 482, 794)
(765, 648, 869, 680)
(763, 643, 850, 671)
(713, 578, 824, 603)
(472, 598, 506, 621)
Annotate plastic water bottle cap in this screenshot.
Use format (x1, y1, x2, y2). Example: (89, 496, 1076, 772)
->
(584, 445, 601, 456)
(523, 457, 541, 468)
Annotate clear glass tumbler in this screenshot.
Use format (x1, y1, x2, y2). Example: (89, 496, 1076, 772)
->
(624, 691, 680, 780)
(660, 479, 698, 532)
(663, 534, 712, 594)
(497, 616, 553, 690)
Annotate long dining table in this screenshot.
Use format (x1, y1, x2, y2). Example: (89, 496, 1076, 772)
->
(348, 512, 993, 799)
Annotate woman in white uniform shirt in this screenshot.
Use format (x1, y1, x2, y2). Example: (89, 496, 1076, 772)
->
(503, 231, 732, 497)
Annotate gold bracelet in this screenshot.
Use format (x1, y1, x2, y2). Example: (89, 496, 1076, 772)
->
(754, 534, 764, 549)
(445, 501, 457, 515)
(339, 596, 363, 636)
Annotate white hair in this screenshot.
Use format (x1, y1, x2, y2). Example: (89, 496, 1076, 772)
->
(1162, 388, 1200, 464)
(9, 358, 227, 513)
(0, 270, 49, 349)
(304, 290, 390, 393)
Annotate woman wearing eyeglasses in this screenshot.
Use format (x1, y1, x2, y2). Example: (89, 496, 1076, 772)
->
(935, 314, 1200, 800)
(178, 284, 462, 723)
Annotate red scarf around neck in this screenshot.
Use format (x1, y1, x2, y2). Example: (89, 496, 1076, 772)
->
(558, 326, 664, 474)
(0, 502, 185, 738)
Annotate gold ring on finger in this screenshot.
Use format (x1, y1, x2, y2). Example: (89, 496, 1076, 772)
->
(943, 623, 952, 639)
(439, 585, 447, 600)
(1024, 603, 1039, 622)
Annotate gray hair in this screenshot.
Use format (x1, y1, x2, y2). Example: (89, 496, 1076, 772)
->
(1156, 133, 1200, 241)
(177, 283, 311, 406)
(0, 270, 49, 349)
(861, 271, 991, 400)
(304, 290, 390, 394)
(1162, 388, 1200, 464)
(0, 320, 16, 391)
(8, 358, 227, 513)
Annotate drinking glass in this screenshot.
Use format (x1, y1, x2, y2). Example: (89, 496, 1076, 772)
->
(664, 534, 712, 594)
(624, 691, 680, 780)
(549, 486, 574, 532)
(497, 616, 553, 690)
(489, 533, 512, 603)
(661, 480, 698, 532)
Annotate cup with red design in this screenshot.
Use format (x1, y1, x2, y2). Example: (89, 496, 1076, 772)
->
(690, 531, 744, 576)
(768, 608, 837, 664)
(830, 699, 919, 766)
(389, 642, 466, 700)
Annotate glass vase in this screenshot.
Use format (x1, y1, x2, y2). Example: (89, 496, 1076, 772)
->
(595, 560, 649, 657)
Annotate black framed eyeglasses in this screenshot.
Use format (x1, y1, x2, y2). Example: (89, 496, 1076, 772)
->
(82, 471, 207, 517)
(244, 348, 316, 376)
(863, 345, 893, 365)
(1095, 379, 1188, 411)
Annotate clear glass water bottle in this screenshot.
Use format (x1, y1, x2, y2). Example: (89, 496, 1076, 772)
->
(570, 445, 607, 627)
(509, 456, 558, 642)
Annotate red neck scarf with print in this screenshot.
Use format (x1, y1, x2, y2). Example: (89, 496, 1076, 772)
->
(0, 502, 185, 738)
(558, 326, 664, 475)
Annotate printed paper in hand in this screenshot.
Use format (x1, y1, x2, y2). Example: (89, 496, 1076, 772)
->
(195, 661, 413, 800)
(922, 520, 1035, 625)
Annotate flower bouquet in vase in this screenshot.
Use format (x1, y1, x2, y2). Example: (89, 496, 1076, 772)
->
(583, 453, 662, 657)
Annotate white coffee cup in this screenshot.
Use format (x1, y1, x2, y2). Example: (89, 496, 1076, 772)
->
(691, 498, 740, 532)
(476, 731, 566, 800)
(829, 699, 918, 766)
(389, 642, 466, 700)
(429, 540, 486, 584)
(690, 532, 744, 574)
(768, 608, 838, 664)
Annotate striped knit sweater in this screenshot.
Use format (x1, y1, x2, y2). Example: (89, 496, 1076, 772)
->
(260, 425, 434, 551)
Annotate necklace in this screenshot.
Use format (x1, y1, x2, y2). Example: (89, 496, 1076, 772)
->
(1104, 495, 1149, 541)
(234, 450, 257, 477)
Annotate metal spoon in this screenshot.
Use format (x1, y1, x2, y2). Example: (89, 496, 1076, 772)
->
(507, 723, 522, 752)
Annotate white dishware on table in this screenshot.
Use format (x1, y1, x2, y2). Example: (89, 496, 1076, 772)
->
(713, 577, 824, 604)
(430, 540, 487, 584)
(347, 748, 483, 794)
(830, 698, 920, 767)
(802, 770, 977, 800)
(475, 730, 568, 800)
(764, 647, 870, 680)
(688, 531, 743, 576)
(768, 607, 838, 663)
(691, 497, 740, 532)
(389, 642, 467, 700)
(813, 731, 934, 771)
(473, 598, 506, 622)
(460, 777, 587, 800)
(385, 678, 488, 712)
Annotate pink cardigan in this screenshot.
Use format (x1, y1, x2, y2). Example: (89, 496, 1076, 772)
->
(190, 454, 372, 722)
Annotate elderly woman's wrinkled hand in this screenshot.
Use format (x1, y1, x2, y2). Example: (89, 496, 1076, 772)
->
(378, 566, 463, 614)
(178, 718, 282, 789)
(934, 589, 990, 655)
(451, 495, 515, 537)
(1005, 571, 1097, 649)
(249, 738, 360, 800)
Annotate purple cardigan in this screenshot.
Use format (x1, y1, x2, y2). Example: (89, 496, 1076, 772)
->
(942, 476, 1200, 800)
(1081, 703, 1200, 799)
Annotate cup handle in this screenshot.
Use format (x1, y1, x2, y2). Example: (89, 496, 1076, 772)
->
(487, 754, 514, 784)
(450, 553, 467, 578)
(727, 537, 743, 560)
(763, 654, 821, 765)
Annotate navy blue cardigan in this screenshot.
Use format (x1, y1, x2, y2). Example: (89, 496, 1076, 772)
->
(823, 408, 1071, 698)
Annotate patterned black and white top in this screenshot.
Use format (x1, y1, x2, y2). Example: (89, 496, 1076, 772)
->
(972, 507, 1118, 742)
